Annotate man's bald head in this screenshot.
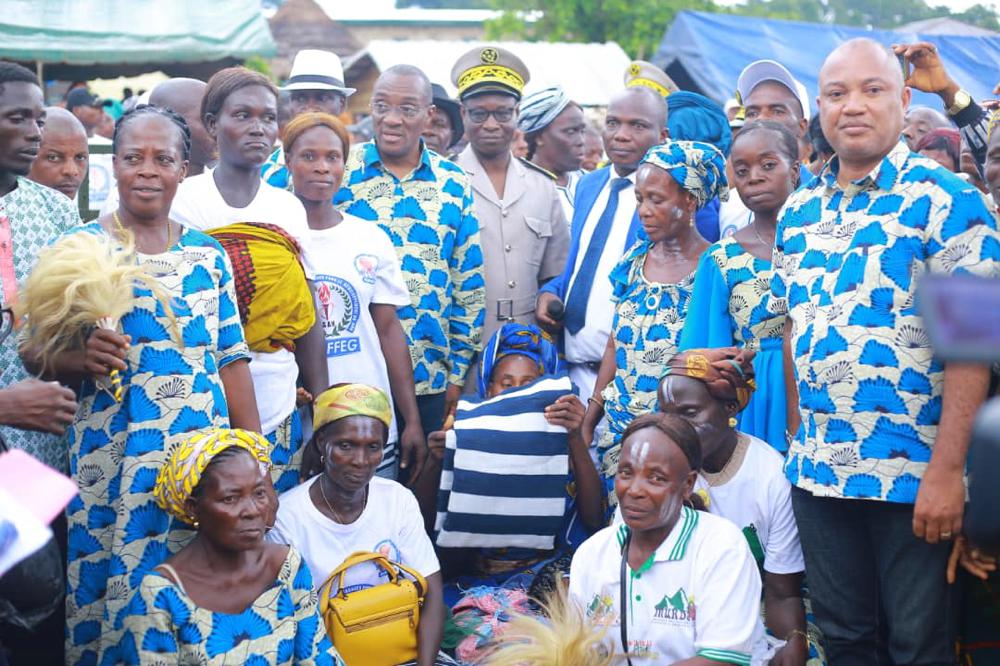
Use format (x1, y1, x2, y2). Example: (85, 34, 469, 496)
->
(376, 65, 433, 106)
(149, 77, 213, 169)
(149, 77, 205, 110)
(821, 38, 905, 92)
(817, 38, 911, 180)
(44, 106, 87, 140)
(902, 106, 951, 150)
(602, 86, 668, 175)
(610, 86, 668, 129)
(29, 107, 88, 199)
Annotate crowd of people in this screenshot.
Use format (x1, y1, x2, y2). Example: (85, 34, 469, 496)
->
(0, 30, 998, 666)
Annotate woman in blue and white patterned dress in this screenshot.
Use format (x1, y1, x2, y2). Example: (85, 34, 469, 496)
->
(33, 106, 260, 665)
(582, 140, 728, 513)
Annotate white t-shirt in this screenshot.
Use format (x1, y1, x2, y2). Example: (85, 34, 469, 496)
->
(718, 189, 752, 238)
(309, 214, 410, 461)
(564, 171, 636, 364)
(693, 434, 805, 576)
(268, 476, 440, 592)
(570, 507, 770, 664)
(88, 136, 115, 214)
(170, 170, 316, 434)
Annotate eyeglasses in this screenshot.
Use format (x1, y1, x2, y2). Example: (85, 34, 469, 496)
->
(465, 108, 515, 125)
(370, 101, 426, 119)
(0, 307, 13, 345)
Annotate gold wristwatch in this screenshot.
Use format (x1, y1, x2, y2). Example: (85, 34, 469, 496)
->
(946, 88, 972, 116)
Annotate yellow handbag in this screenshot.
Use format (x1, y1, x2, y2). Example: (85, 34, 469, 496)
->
(318, 550, 427, 666)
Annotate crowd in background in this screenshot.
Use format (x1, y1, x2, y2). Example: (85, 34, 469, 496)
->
(0, 31, 998, 666)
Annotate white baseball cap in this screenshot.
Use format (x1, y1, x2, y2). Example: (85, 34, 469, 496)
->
(282, 49, 356, 96)
(737, 59, 810, 120)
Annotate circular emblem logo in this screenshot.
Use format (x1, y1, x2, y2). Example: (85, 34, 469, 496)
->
(480, 47, 499, 64)
(629, 63, 641, 76)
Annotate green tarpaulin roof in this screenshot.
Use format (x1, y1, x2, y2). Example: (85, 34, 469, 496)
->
(0, 0, 276, 78)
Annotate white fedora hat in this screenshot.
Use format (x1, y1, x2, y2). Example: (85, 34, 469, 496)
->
(282, 49, 356, 96)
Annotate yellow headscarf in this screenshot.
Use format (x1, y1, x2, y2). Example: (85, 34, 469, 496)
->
(154, 428, 272, 525)
(313, 384, 393, 433)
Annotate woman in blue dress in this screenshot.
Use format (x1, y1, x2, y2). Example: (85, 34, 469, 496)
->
(679, 120, 801, 454)
(119, 428, 342, 665)
(582, 140, 728, 512)
(28, 106, 260, 665)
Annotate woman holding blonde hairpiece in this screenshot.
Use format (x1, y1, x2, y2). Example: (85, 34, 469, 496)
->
(20, 105, 259, 665)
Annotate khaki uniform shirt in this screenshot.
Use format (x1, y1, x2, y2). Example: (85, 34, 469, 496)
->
(457, 147, 570, 343)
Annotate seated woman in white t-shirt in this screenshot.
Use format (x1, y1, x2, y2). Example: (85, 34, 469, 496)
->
(283, 111, 424, 481)
(658, 347, 818, 665)
(170, 66, 328, 492)
(570, 412, 772, 665)
(268, 383, 450, 666)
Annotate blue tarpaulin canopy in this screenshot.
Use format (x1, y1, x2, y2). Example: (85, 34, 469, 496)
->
(653, 11, 1000, 114)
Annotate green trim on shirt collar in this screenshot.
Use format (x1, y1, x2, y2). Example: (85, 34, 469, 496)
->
(617, 505, 700, 563)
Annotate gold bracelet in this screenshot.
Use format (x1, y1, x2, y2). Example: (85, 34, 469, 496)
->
(785, 628, 809, 643)
(587, 397, 604, 409)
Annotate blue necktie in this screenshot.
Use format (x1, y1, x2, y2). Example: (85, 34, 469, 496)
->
(564, 177, 632, 335)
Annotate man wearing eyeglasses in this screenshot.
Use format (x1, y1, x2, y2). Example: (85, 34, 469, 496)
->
(451, 46, 569, 344)
(335, 64, 485, 466)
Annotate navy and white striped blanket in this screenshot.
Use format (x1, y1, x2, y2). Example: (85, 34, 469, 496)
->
(434, 374, 573, 550)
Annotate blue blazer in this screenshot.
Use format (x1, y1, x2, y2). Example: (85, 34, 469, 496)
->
(540, 166, 644, 301)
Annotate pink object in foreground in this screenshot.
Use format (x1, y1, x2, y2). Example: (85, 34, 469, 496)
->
(0, 449, 78, 524)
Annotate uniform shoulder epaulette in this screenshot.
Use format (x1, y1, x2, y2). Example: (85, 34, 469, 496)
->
(518, 157, 558, 181)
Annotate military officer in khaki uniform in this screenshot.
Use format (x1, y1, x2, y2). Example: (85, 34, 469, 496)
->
(451, 46, 570, 343)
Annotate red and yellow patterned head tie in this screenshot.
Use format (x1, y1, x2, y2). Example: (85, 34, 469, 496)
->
(154, 428, 272, 525)
(313, 383, 393, 432)
(662, 347, 757, 412)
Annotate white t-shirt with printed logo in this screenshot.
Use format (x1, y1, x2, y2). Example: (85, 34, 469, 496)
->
(170, 170, 316, 435)
(268, 475, 440, 592)
(693, 433, 805, 576)
(570, 507, 770, 665)
(307, 214, 410, 458)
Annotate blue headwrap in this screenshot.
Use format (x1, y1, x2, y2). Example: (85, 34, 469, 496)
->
(667, 92, 733, 157)
(477, 323, 560, 398)
(641, 140, 729, 210)
(517, 86, 572, 135)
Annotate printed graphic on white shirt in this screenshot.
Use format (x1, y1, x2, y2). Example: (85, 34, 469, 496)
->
(653, 587, 696, 626)
(316, 273, 362, 358)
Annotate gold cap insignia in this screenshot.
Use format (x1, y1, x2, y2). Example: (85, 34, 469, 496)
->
(629, 63, 641, 76)
(480, 47, 499, 64)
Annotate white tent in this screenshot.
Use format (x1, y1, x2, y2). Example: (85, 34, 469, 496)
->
(344, 39, 632, 107)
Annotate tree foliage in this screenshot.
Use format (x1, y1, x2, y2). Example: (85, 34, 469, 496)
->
(485, 0, 998, 58)
(736, 0, 999, 30)
(485, 0, 715, 60)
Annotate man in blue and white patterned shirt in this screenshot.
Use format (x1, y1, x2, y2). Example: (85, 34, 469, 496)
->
(335, 65, 485, 439)
(770, 38, 999, 664)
